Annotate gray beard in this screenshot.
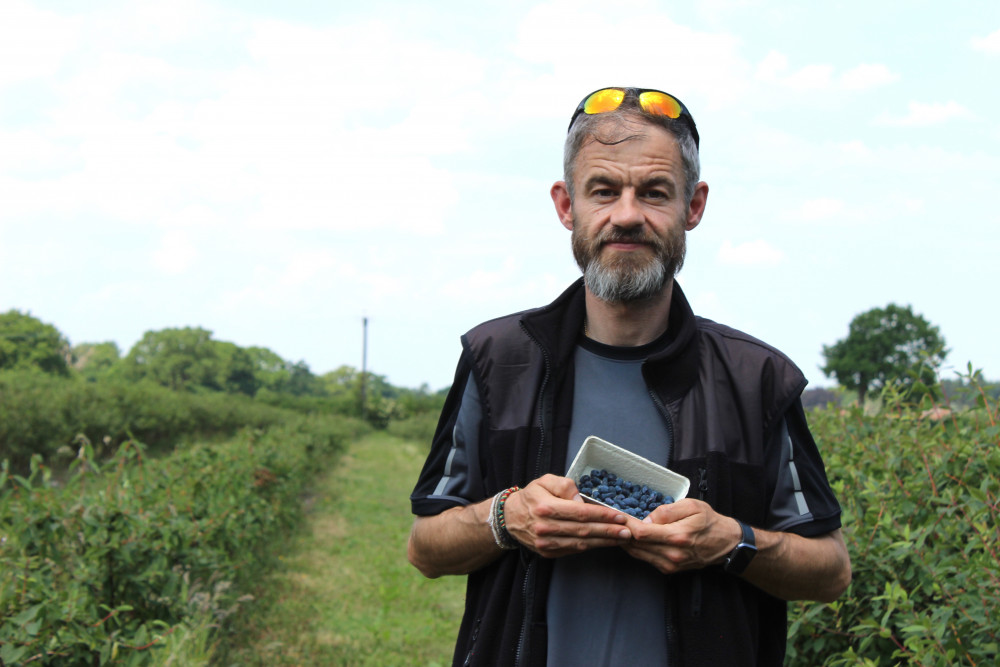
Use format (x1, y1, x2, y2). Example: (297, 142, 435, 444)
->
(572, 221, 686, 305)
(583, 254, 669, 304)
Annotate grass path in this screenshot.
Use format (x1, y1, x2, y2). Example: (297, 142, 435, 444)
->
(222, 432, 464, 666)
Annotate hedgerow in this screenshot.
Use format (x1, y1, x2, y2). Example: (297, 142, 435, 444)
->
(787, 372, 1000, 666)
(0, 414, 369, 666)
(0, 371, 292, 473)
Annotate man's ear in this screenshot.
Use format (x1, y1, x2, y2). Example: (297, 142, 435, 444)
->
(685, 181, 709, 231)
(551, 181, 574, 231)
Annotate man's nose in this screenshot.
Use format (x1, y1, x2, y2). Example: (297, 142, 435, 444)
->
(609, 191, 644, 228)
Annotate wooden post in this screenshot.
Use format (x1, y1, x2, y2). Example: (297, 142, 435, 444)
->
(360, 316, 368, 418)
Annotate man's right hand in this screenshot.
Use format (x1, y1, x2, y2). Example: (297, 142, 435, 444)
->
(503, 474, 633, 558)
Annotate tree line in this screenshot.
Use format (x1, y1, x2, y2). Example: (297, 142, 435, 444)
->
(0, 309, 445, 423)
(3, 303, 995, 428)
(0, 310, 447, 473)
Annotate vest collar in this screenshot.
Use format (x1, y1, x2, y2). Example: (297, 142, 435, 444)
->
(520, 278, 701, 403)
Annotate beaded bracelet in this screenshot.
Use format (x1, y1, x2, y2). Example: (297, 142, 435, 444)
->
(488, 486, 520, 550)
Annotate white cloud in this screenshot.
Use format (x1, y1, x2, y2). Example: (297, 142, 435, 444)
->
(755, 51, 896, 92)
(779, 194, 924, 225)
(440, 256, 524, 301)
(786, 198, 845, 221)
(513, 0, 751, 110)
(838, 140, 873, 160)
(875, 101, 972, 127)
(971, 28, 1000, 54)
(688, 289, 722, 318)
(716, 239, 785, 266)
(0, 13, 476, 235)
(838, 64, 899, 91)
(152, 230, 198, 274)
(0, 1, 79, 87)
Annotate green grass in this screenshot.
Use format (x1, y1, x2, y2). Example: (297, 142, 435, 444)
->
(217, 432, 465, 666)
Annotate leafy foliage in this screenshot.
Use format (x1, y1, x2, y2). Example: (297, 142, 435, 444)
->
(787, 368, 1000, 666)
(0, 310, 70, 376)
(822, 304, 947, 404)
(0, 415, 369, 666)
(124, 327, 227, 392)
(71, 342, 122, 382)
(0, 371, 292, 474)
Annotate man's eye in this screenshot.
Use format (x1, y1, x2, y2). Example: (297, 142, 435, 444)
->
(594, 189, 615, 197)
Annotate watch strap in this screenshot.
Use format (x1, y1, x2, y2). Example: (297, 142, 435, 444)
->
(723, 519, 757, 574)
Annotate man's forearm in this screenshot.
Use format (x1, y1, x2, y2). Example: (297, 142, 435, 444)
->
(407, 501, 502, 579)
(742, 527, 851, 602)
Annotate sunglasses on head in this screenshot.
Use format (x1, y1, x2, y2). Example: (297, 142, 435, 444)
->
(567, 87, 699, 148)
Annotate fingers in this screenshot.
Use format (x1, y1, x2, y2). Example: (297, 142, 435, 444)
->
(618, 500, 742, 574)
(503, 475, 632, 557)
(641, 497, 702, 524)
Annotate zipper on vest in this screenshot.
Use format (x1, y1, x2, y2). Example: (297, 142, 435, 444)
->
(515, 322, 552, 666)
(646, 388, 675, 465)
(514, 557, 537, 666)
(463, 618, 481, 666)
(689, 466, 709, 618)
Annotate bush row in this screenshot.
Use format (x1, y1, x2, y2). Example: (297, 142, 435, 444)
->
(0, 371, 293, 473)
(787, 382, 1000, 666)
(0, 414, 370, 666)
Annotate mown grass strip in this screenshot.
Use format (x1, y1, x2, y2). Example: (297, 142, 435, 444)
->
(220, 433, 464, 666)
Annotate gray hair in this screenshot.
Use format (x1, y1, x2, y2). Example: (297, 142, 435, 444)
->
(563, 106, 701, 205)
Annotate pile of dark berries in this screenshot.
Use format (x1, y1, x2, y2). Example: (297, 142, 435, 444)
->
(578, 469, 675, 519)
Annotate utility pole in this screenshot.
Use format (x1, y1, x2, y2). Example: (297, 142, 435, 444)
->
(360, 316, 368, 419)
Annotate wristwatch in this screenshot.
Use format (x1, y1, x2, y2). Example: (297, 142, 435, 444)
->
(723, 520, 757, 575)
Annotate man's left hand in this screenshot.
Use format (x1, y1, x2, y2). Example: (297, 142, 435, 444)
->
(620, 498, 740, 574)
(620, 498, 853, 602)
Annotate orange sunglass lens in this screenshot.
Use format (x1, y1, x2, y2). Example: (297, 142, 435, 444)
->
(638, 91, 683, 119)
(583, 88, 626, 115)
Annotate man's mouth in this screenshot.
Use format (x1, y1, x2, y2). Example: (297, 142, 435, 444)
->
(601, 238, 653, 249)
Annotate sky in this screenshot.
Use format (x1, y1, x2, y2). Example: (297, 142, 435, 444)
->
(1, 0, 998, 392)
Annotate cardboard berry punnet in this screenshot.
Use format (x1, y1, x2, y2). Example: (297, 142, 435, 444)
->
(566, 435, 690, 516)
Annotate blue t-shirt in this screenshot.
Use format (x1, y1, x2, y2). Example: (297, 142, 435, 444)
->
(547, 339, 673, 666)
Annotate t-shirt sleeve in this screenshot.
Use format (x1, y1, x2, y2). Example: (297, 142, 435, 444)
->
(410, 362, 486, 516)
(765, 399, 842, 537)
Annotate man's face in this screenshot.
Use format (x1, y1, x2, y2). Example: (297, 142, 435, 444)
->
(564, 121, 697, 304)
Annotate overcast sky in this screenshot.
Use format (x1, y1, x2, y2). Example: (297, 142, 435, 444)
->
(2, 0, 998, 391)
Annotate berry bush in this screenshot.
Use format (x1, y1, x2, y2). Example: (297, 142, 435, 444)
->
(0, 414, 368, 665)
(786, 371, 999, 666)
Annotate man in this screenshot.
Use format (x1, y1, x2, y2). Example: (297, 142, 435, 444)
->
(408, 87, 851, 667)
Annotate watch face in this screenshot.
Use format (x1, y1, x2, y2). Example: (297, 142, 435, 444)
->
(725, 543, 758, 574)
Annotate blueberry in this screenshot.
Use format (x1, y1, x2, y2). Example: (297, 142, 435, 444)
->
(576, 469, 675, 516)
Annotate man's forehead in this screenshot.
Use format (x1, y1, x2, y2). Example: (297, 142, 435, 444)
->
(575, 126, 682, 173)
(581, 112, 677, 146)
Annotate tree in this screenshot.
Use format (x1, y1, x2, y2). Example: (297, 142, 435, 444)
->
(0, 310, 70, 375)
(71, 341, 122, 381)
(822, 304, 947, 404)
(284, 360, 323, 396)
(216, 342, 261, 396)
(124, 327, 223, 392)
(245, 346, 292, 393)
